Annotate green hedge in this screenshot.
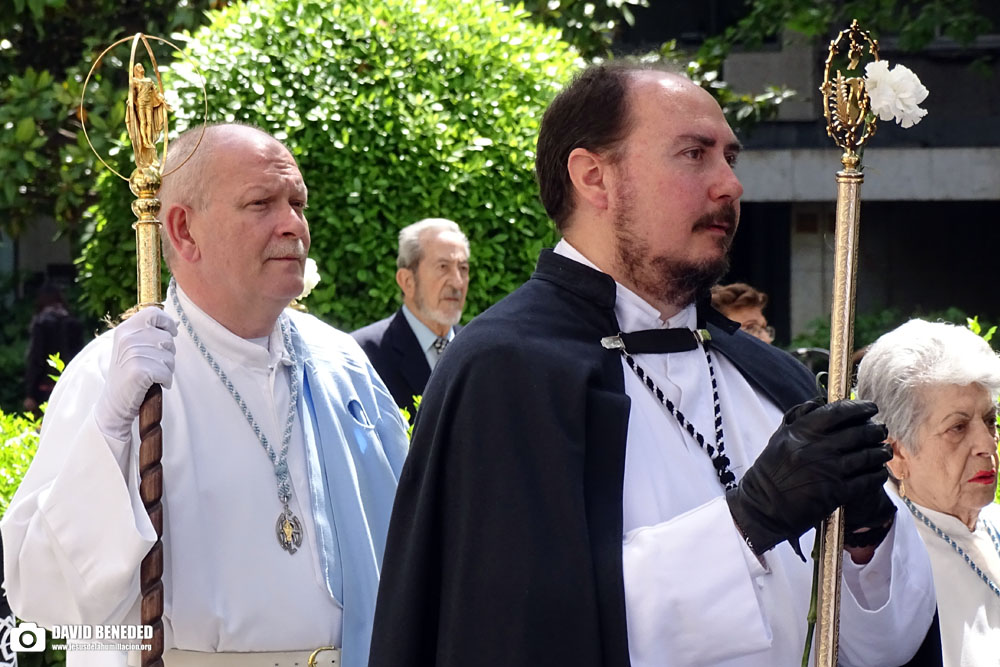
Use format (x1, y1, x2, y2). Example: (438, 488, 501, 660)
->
(0, 409, 40, 518)
(0, 405, 66, 666)
(788, 306, 986, 352)
(77, 0, 582, 330)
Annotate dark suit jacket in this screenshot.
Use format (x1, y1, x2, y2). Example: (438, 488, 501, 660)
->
(353, 309, 455, 418)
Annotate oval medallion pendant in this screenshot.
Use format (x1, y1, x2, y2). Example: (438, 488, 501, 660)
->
(276, 509, 303, 554)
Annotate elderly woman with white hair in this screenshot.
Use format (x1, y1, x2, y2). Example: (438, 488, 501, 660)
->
(857, 319, 1000, 667)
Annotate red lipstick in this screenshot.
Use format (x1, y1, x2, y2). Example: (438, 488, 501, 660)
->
(968, 469, 997, 484)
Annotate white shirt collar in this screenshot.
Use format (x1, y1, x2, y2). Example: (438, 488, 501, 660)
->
(552, 238, 697, 334)
(401, 304, 453, 352)
(171, 283, 291, 370)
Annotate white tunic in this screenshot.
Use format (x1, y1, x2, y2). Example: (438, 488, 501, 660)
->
(555, 240, 936, 667)
(2, 289, 357, 666)
(901, 494, 1000, 667)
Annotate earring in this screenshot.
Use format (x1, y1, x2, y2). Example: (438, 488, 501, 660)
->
(898, 477, 906, 499)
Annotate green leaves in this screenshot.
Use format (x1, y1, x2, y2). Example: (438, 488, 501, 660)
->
(0, 407, 41, 517)
(0, 0, 220, 248)
(967, 316, 997, 344)
(82, 0, 575, 330)
(14, 117, 35, 143)
(516, 0, 648, 58)
(707, 0, 992, 59)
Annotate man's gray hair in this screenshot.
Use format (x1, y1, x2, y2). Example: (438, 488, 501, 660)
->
(397, 218, 469, 270)
(855, 318, 1000, 453)
(158, 126, 215, 268)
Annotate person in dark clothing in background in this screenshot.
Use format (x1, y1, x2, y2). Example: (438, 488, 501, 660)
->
(23, 283, 84, 415)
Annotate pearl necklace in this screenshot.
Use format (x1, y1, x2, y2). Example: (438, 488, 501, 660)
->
(903, 497, 1000, 599)
(170, 283, 303, 554)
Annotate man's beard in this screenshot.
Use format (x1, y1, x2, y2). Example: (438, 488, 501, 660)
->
(614, 202, 736, 310)
(413, 278, 463, 328)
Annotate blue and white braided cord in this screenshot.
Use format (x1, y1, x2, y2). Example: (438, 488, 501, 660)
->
(170, 282, 299, 506)
(903, 497, 1000, 599)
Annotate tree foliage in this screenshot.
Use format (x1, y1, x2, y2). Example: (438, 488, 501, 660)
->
(0, 0, 220, 239)
(701, 0, 994, 61)
(0, 405, 40, 518)
(512, 1, 793, 134)
(78, 0, 582, 329)
(517, 0, 649, 58)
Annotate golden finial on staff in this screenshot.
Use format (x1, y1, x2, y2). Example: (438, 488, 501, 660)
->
(811, 19, 880, 667)
(80, 33, 206, 667)
(820, 20, 880, 170)
(126, 61, 171, 170)
(81, 33, 206, 309)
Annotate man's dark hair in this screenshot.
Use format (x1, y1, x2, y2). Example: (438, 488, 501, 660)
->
(535, 61, 680, 231)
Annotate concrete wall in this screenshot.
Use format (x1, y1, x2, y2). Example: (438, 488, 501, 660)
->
(737, 147, 1000, 202)
(16, 216, 73, 282)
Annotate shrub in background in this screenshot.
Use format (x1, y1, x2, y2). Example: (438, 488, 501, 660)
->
(0, 408, 40, 517)
(77, 0, 582, 330)
(0, 271, 43, 414)
(788, 306, 979, 352)
(0, 404, 67, 667)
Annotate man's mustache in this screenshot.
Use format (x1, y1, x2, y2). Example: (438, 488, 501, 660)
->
(692, 203, 738, 234)
(264, 240, 307, 260)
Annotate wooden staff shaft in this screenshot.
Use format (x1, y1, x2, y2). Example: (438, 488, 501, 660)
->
(814, 168, 864, 666)
(132, 173, 165, 667)
(139, 384, 164, 667)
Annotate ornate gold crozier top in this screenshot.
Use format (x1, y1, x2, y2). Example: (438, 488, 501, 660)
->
(125, 61, 171, 171)
(79, 33, 206, 314)
(81, 33, 206, 183)
(819, 19, 880, 170)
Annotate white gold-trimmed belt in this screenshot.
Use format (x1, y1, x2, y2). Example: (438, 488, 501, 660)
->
(162, 647, 340, 666)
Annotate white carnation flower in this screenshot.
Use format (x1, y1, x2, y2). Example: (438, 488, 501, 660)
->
(299, 258, 321, 300)
(864, 60, 928, 129)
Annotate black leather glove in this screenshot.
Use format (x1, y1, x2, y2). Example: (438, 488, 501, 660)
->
(726, 399, 891, 559)
(844, 483, 897, 548)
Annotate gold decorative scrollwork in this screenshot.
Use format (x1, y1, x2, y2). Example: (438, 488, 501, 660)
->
(819, 20, 880, 169)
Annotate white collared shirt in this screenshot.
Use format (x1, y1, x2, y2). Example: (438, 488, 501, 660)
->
(401, 305, 454, 371)
(554, 238, 935, 667)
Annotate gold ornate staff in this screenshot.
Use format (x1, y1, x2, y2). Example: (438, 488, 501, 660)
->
(81, 33, 206, 667)
(812, 20, 879, 667)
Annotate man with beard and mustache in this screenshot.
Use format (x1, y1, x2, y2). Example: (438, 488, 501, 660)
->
(369, 65, 938, 667)
(2, 124, 407, 667)
(352, 218, 470, 417)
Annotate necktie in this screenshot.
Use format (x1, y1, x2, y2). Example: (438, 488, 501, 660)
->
(433, 336, 449, 354)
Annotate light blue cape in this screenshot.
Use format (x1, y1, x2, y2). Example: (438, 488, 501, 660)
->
(288, 311, 408, 667)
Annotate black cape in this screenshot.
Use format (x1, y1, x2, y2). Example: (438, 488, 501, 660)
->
(369, 249, 940, 667)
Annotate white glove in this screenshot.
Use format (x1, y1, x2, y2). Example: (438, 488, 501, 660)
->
(95, 307, 178, 443)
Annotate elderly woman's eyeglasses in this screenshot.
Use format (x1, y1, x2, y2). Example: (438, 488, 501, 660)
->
(742, 323, 776, 342)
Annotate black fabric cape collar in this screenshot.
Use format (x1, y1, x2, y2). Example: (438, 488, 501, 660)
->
(531, 247, 735, 329)
(530, 248, 819, 410)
